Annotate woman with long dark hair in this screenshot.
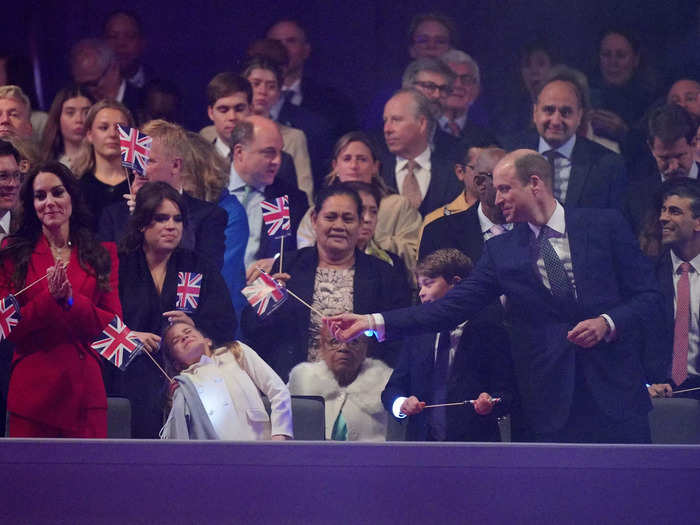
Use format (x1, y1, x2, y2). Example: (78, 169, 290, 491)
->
(0, 161, 121, 437)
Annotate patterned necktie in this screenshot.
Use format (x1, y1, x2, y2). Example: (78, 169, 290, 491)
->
(490, 224, 506, 236)
(429, 330, 451, 441)
(542, 150, 563, 201)
(402, 159, 422, 209)
(672, 262, 692, 386)
(537, 226, 573, 299)
(446, 119, 461, 137)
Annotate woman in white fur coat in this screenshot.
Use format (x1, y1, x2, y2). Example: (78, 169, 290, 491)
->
(288, 324, 392, 441)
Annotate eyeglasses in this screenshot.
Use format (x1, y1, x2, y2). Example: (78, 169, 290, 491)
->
(0, 171, 22, 184)
(413, 80, 452, 96)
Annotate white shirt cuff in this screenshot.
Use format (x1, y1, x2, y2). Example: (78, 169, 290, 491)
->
(368, 313, 386, 341)
(600, 314, 616, 341)
(392, 397, 408, 419)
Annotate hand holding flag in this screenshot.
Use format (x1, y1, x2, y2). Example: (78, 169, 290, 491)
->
(242, 271, 288, 317)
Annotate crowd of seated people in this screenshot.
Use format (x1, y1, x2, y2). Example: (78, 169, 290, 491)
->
(0, 8, 698, 444)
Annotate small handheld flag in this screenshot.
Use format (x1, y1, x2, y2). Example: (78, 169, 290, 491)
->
(261, 195, 291, 239)
(242, 271, 287, 317)
(176, 272, 202, 312)
(118, 124, 152, 176)
(0, 294, 20, 342)
(91, 316, 143, 370)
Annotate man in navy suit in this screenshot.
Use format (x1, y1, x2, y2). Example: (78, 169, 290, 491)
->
(331, 149, 663, 443)
(380, 89, 462, 217)
(503, 71, 627, 212)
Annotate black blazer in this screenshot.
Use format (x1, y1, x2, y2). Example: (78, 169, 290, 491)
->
(503, 131, 627, 211)
(382, 314, 516, 442)
(257, 177, 309, 261)
(624, 165, 662, 236)
(241, 247, 411, 381)
(379, 150, 462, 217)
(651, 250, 682, 384)
(419, 203, 484, 262)
(98, 192, 227, 270)
(382, 208, 662, 434)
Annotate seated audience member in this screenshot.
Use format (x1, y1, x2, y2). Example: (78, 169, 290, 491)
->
(72, 99, 135, 226)
(137, 79, 184, 125)
(439, 50, 498, 148)
(0, 162, 121, 438)
(0, 54, 47, 140)
(70, 39, 143, 120)
(227, 116, 307, 279)
(503, 71, 627, 211)
(161, 321, 292, 440)
(242, 185, 410, 380)
(626, 104, 697, 243)
(266, 19, 358, 139)
(103, 10, 152, 89)
(182, 131, 248, 316)
(588, 28, 658, 145)
(648, 179, 700, 399)
(242, 56, 313, 203)
(420, 148, 508, 261)
(381, 89, 462, 216)
(0, 85, 33, 139)
(382, 249, 514, 442)
(39, 85, 94, 169)
(420, 146, 482, 231)
(200, 73, 300, 196)
(667, 79, 700, 127)
(296, 131, 422, 272)
(407, 12, 455, 60)
(492, 40, 557, 138)
(288, 323, 391, 441)
(117, 182, 237, 438)
(98, 118, 227, 270)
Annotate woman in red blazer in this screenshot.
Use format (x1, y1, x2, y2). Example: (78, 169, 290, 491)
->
(0, 162, 121, 438)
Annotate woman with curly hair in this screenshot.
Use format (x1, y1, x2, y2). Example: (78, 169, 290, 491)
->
(0, 161, 121, 437)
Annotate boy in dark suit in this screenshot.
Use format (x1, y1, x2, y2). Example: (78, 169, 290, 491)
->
(382, 249, 515, 441)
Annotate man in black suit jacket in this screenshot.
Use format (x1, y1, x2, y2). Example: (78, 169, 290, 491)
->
(420, 147, 507, 261)
(380, 89, 462, 217)
(331, 150, 663, 444)
(647, 179, 699, 399)
(228, 116, 307, 278)
(382, 249, 515, 442)
(97, 121, 226, 269)
(625, 104, 698, 236)
(503, 73, 627, 212)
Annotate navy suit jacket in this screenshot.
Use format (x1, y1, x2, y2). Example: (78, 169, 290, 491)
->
(652, 250, 683, 384)
(380, 151, 462, 217)
(503, 131, 627, 211)
(382, 208, 662, 434)
(98, 192, 227, 270)
(382, 314, 515, 442)
(419, 203, 484, 262)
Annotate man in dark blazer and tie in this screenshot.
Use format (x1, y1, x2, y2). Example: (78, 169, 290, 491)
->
(331, 150, 663, 443)
(648, 179, 699, 399)
(503, 71, 627, 212)
(380, 89, 462, 217)
(97, 120, 227, 270)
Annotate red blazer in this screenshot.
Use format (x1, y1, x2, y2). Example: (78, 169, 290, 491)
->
(0, 236, 122, 431)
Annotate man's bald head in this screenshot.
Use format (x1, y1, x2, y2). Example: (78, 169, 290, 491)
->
(230, 115, 283, 188)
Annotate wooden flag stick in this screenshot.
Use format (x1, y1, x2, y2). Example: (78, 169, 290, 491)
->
(123, 166, 133, 195)
(423, 397, 502, 409)
(14, 273, 49, 297)
(279, 236, 285, 274)
(670, 386, 700, 395)
(140, 346, 173, 384)
(256, 266, 324, 318)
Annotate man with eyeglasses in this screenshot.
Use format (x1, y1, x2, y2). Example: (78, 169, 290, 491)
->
(70, 39, 143, 121)
(0, 139, 21, 243)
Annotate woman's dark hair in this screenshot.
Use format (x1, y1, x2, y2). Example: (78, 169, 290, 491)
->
(40, 85, 96, 161)
(343, 181, 382, 211)
(1, 161, 112, 290)
(118, 181, 188, 254)
(312, 183, 362, 217)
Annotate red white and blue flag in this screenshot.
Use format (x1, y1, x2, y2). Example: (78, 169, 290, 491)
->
(0, 294, 20, 342)
(242, 271, 287, 317)
(176, 272, 202, 311)
(261, 195, 291, 238)
(91, 316, 143, 370)
(118, 124, 152, 176)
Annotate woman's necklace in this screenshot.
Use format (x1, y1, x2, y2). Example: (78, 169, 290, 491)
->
(49, 239, 72, 266)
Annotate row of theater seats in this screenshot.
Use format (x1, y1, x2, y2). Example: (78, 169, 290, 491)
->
(100, 397, 700, 444)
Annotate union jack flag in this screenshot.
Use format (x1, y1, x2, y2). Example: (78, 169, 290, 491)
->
(261, 195, 291, 238)
(91, 316, 143, 370)
(118, 124, 152, 176)
(0, 294, 20, 342)
(242, 271, 287, 317)
(176, 272, 202, 311)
